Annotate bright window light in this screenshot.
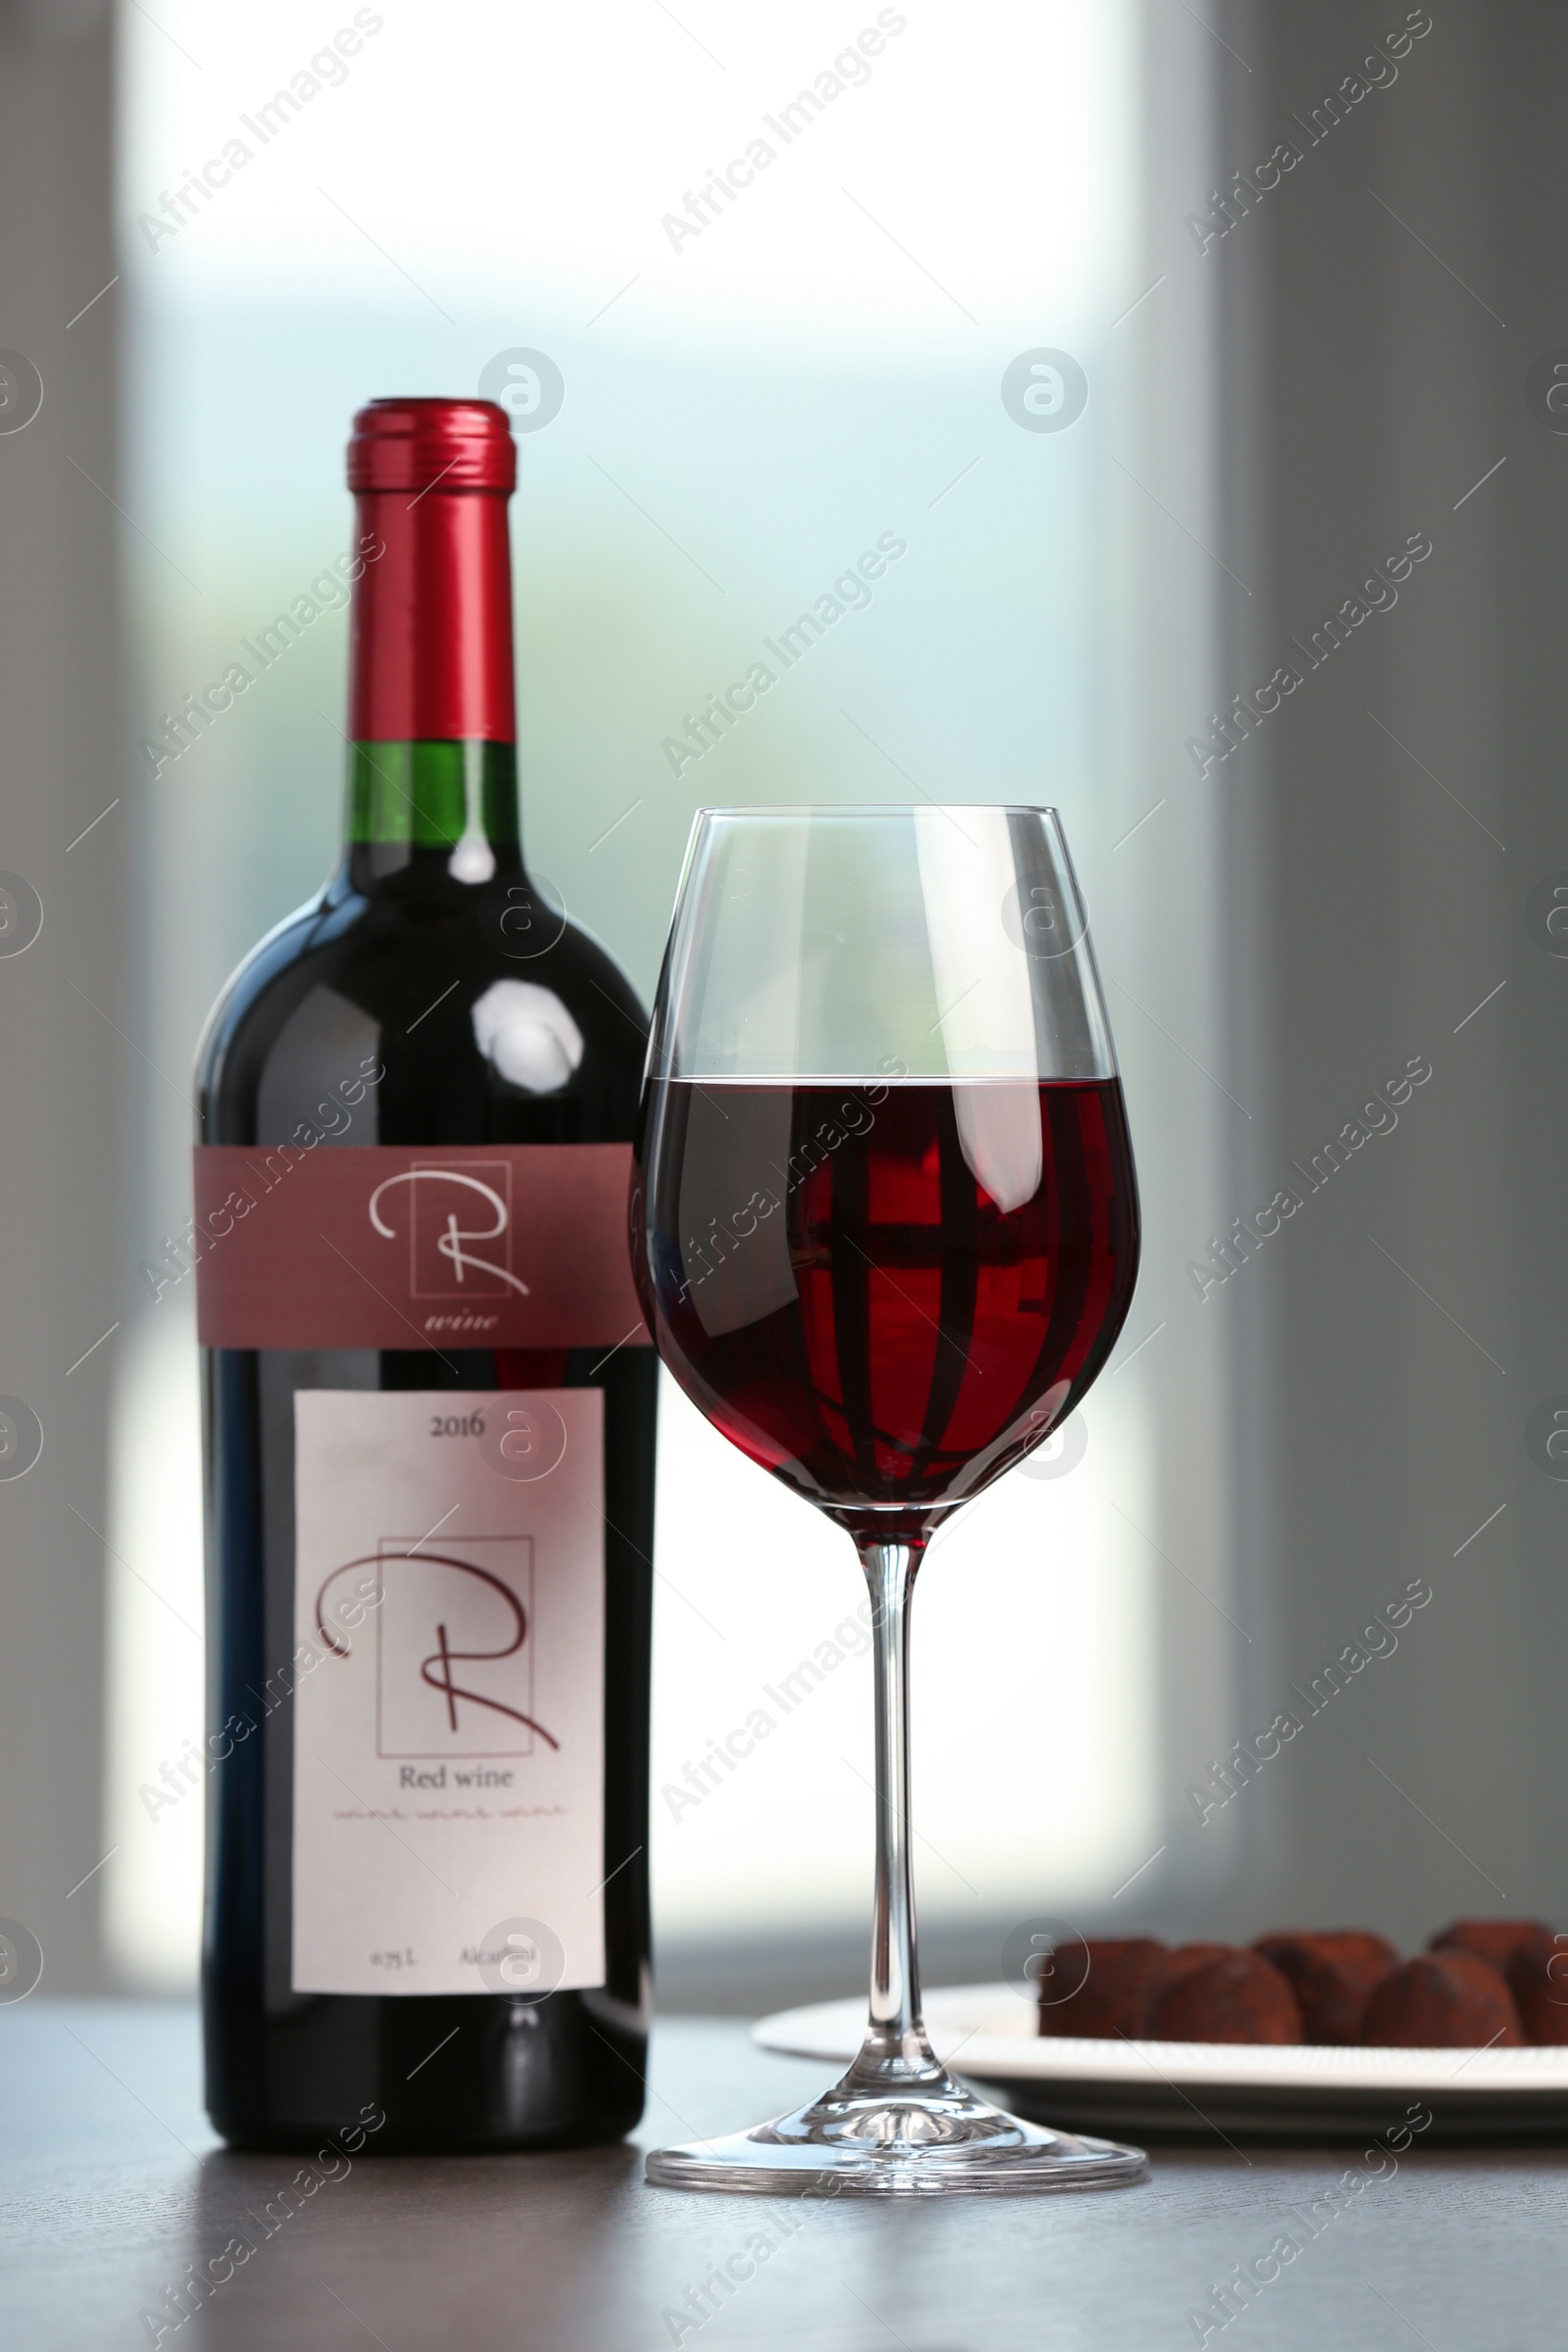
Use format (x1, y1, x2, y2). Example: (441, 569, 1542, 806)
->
(107, 0, 1171, 1988)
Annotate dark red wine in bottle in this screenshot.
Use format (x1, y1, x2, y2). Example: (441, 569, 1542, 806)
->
(633, 1076, 1137, 1539)
(195, 399, 656, 2152)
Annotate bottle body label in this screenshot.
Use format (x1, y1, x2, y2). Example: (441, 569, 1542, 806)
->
(192, 1143, 650, 1351)
(290, 1388, 607, 1997)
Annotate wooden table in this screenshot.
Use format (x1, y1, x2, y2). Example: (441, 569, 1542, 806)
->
(1, 2001, 1561, 2347)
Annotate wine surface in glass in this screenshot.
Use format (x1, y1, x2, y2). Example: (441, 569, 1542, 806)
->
(635, 1076, 1138, 1535)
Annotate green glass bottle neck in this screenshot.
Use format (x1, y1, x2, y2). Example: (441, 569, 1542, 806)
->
(344, 740, 523, 889)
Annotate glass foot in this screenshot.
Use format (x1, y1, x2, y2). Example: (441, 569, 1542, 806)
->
(646, 2060, 1148, 2197)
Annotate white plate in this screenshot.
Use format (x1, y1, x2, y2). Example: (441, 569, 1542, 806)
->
(753, 1984, 1568, 2141)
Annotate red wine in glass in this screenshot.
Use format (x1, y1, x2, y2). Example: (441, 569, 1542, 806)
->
(637, 1076, 1138, 1539)
(631, 803, 1150, 2196)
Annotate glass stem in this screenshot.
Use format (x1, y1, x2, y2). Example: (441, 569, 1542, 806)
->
(850, 1537, 946, 2091)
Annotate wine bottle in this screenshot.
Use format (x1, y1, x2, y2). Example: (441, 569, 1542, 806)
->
(193, 398, 656, 2152)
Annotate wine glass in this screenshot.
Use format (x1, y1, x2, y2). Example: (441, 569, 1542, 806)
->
(630, 806, 1147, 2195)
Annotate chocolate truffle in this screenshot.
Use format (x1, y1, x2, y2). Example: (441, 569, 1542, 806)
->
(1430, 1918, 1552, 1971)
(1148, 1949, 1302, 2044)
(1038, 1937, 1165, 2038)
(1506, 1930, 1568, 2045)
(1151, 1942, 1234, 1994)
(1361, 1951, 1523, 2047)
(1252, 1931, 1401, 2045)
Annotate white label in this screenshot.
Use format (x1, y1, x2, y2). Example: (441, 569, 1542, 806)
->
(290, 1389, 606, 1996)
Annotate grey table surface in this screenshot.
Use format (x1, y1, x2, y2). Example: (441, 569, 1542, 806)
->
(1, 2000, 1562, 2350)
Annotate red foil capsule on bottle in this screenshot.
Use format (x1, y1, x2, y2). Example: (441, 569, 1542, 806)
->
(346, 397, 516, 744)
